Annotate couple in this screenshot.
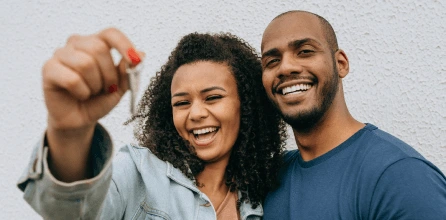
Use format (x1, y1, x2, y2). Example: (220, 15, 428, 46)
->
(18, 10, 446, 219)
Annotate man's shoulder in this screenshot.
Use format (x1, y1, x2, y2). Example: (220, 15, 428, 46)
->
(353, 123, 446, 179)
(282, 149, 300, 166)
(359, 123, 425, 160)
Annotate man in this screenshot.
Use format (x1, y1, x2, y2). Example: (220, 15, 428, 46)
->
(261, 10, 446, 219)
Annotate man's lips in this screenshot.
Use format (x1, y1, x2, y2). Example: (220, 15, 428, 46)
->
(281, 84, 312, 95)
(273, 76, 316, 94)
(274, 80, 314, 95)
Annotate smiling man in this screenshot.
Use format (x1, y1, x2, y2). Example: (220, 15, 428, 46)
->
(261, 10, 446, 219)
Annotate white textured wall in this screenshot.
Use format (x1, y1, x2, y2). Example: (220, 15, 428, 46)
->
(1, 0, 445, 218)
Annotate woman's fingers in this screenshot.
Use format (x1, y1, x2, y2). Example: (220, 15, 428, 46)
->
(44, 28, 143, 120)
(97, 27, 142, 67)
(61, 28, 142, 97)
(41, 27, 145, 134)
(68, 34, 120, 94)
(42, 58, 91, 101)
(53, 46, 103, 95)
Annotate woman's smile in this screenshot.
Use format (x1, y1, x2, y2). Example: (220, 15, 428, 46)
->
(191, 126, 219, 146)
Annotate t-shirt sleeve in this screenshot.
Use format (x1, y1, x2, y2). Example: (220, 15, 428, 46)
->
(369, 157, 446, 219)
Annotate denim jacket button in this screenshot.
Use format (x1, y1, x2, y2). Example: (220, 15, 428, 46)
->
(201, 202, 211, 207)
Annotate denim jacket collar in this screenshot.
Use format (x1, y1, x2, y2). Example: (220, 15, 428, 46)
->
(166, 162, 202, 194)
(165, 162, 263, 219)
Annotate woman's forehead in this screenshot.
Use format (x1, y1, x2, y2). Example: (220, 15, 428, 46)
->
(171, 61, 236, 93)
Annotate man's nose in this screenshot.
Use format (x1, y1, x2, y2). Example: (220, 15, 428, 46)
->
(277, 52, 304, 78)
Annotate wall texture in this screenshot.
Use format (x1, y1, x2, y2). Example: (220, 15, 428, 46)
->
(1, 0, 444, 218)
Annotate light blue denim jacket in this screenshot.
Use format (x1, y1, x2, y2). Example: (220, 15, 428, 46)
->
(17, 124, 263, 219)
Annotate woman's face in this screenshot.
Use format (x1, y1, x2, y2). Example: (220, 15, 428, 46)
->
(171, 61, 241, 164)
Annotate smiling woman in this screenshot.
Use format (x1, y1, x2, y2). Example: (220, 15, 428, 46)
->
(18, 30, 286, 220)
(128, 33, 287, 218)
(171, 61, 241, 164)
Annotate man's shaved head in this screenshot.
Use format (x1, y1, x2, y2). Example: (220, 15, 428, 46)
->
(273, 10, 339, 53)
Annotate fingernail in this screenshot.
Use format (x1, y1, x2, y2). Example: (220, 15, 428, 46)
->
(108, 84, 118, 93)
(127, 48, 141, 65)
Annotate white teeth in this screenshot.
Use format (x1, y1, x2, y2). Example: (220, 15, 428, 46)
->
(282, 84, 312, 95)
(193, 127, 217, 135)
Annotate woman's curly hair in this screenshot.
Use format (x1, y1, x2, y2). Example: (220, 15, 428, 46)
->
(128, 32, 287, 208)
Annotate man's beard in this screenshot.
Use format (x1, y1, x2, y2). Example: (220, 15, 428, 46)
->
(280, 59, 339, 133)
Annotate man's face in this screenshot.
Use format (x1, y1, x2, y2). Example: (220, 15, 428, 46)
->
(261, 13, 340, 131)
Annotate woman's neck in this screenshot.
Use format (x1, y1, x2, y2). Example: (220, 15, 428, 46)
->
(195, 158, 230, 210)
(196, 159, 228, 192)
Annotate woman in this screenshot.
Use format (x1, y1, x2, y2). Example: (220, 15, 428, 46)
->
(18, 28, 286, 219)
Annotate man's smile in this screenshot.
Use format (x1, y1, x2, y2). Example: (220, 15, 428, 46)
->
(281, 84, 312, 95)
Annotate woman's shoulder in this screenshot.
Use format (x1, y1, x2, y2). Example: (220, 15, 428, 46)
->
(111, 144, 173, 194)
(113, 144, 168, 175)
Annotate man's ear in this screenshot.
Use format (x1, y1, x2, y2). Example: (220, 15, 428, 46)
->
(335, 49, 349, 78)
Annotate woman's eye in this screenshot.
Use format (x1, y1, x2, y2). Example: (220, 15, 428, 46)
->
(172, 101, 189, 107)
(206, 95, 223, 101)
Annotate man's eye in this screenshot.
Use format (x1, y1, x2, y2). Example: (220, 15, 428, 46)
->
(299, 49, 314, 55)
(172, 101, 189, 107)
(265, 58, 280, 67)
(206, 95, 223, 101)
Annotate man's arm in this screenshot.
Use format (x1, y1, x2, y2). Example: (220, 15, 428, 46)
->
(369, 157, 446, 219)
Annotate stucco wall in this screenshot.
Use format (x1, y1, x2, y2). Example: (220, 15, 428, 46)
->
(1, 0, 444, 218)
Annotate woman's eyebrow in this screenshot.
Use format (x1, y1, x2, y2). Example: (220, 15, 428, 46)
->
(171, 86, 226, 98)
(172, 92, 188, 98)
(201, 86, 226, 93)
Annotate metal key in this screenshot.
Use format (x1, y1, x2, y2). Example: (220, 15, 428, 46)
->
(126, 62, 143, 115)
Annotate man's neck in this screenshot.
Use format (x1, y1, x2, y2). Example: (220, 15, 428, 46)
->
(293, 104, 364, 161)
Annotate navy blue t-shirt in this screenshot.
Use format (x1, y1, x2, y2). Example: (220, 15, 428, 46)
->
(263, 124, 446, 219)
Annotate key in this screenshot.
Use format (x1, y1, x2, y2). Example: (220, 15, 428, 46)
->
(126, 62, 143, 115)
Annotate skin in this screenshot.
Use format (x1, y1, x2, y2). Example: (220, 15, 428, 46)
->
(171, 61, 241, 209)
(43, 28, 142, 182)
(261, 12, 364, 161)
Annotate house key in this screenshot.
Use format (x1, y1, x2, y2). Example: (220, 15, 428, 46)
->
(126, 62, 143, 115)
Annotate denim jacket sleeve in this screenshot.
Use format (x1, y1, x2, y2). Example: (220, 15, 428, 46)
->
(17, 124, 119, 219)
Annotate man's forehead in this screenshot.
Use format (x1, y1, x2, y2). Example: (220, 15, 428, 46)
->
(261, 13, 323, 52)
(267, 11, 319, 29)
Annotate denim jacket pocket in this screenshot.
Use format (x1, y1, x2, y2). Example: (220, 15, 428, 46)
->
(132, 201, 171, 220)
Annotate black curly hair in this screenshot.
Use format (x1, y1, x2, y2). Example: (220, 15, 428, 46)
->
(127, 32, 287, 208)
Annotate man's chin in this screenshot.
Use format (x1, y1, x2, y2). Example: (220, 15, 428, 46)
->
(281, 108, 324, 132)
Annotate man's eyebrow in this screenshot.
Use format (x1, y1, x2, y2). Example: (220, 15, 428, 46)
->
(171, 86, 226, 98)
(289, 38, 321, 49)
(261, 48, 280, 59)
(262, 38, 321, 59)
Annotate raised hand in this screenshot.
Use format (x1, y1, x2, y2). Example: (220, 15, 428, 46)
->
(42, 28, 142, 182)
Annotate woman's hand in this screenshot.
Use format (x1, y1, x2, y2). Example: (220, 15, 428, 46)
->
(43, 28, 143, 182)
(44, 27, 141, 131)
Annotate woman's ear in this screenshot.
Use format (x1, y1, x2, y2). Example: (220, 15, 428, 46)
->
(335, 49, 349, 78)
